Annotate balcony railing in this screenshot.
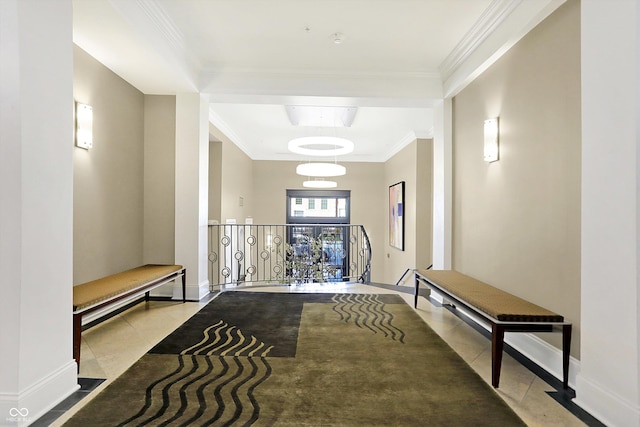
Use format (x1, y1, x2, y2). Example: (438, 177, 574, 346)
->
(207, 224, 371, 290)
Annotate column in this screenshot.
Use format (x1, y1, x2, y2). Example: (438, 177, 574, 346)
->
(577, 1, 640, 426)
(432, 98, 453, 270)
(0, 0, 78, 424)
(174, 93, 210, 300)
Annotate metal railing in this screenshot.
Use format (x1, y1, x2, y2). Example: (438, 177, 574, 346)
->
(207, 224, 371, 290)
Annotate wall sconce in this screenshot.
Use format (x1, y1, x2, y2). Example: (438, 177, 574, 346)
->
(75, 102, 93, 149)
(484, 117, 499, 162)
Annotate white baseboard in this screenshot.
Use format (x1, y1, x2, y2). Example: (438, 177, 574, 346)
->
(505, 331, 579, 388)
(574, 374, 640, 427)
(0, 361, 78, 427)
(174, 279, 210, 301)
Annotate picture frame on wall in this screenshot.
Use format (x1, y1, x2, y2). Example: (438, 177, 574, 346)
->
(389, 181, 405, 251)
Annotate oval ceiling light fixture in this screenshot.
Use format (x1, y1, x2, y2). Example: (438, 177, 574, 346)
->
(296, 162, 346, 177)
(303, 179, 337, 188)
(288, 136, 354, 156)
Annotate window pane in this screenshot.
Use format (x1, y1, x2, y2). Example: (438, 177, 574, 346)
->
(337, 198, 347, 217)
(286, 190, 350, 224)
(290, 197, 347, 218)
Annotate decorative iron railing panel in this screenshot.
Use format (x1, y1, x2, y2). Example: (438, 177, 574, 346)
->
(207, 224, 371, 289)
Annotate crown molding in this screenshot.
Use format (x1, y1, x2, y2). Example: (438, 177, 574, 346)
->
(440, 0, 522, 82)
(109, 0, 202, 82)
(383, 131, 420, 162)
(135, 0, 189, 56)
(441, 0, 566, 98)
(380, 127, 435, 162)
(208, 107, 254, 158)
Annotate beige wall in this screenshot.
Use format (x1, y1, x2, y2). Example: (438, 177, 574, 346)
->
(452, 0, 581, 356)
(251, 161, 301, 224)
(210, 126, 254, 223)
(143, 95, 176, 265)
(73, 45, 145, 284)
(383, 139, 433, 284)
(338, 162, 387, 283)
(416, 140, 433, 270)
(208, 138, 222, 222)
(251, 160, 387, 282)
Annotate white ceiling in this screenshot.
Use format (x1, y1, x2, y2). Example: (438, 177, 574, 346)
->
(72, 0, 564, 162)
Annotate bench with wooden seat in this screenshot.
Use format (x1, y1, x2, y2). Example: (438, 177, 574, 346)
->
(73, 264, 186, 369)
(414, 269, 571, 389)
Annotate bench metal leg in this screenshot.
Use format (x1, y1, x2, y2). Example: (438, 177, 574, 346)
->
(73, 313, 82, 372)
(414, 273, 420, 308)
(491, 324, 505, 388)
(562, 324, 572, 389)
(182, 269, 187, 303)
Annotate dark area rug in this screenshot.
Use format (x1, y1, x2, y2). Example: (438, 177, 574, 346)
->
(63, 291, 525, 426)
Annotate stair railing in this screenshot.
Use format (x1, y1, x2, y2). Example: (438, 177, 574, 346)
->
(207, 223, 371, 290)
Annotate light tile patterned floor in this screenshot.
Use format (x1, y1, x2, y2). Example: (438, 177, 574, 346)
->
(51, 282, 592, 426)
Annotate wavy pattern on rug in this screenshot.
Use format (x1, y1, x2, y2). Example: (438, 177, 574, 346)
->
(63, 292, 526, 427)
(115, 355, 271, 426)
(331, 293, 406, 343)
(180, 321, 274, 357)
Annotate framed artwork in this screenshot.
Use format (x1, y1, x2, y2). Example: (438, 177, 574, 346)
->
(389, 181, 405, 251)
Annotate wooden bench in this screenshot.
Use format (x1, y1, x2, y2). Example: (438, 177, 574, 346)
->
(73, 264, 186, 369)
(414, 269, 571, 389)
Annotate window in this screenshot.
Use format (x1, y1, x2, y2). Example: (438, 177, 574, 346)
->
(286, 190, 351, 224)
